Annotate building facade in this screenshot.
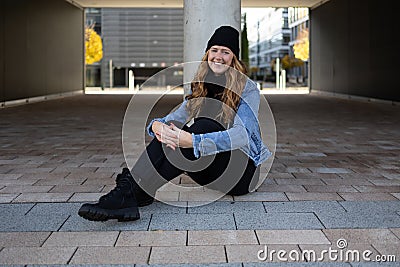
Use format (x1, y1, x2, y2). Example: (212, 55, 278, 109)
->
(86, 8, 184, 88)
(248, 8, 290, 81)
(288, 7, 309, 85)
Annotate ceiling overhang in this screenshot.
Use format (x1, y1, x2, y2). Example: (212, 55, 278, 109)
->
(68, 0, 329, 9)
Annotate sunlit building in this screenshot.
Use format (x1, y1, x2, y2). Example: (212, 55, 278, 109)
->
(248, 8, 290, 81)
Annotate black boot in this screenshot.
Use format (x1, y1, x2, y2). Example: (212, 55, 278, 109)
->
(119, 168, 155, 207)
(78, 168, 141, 221)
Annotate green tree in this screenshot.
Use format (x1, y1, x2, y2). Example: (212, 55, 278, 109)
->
(241, 13, 249, 74)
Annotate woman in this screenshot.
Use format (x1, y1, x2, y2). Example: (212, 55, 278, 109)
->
(78, 25, 271, 222)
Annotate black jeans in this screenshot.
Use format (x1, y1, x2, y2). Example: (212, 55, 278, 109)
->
(131, 117, 260, 196)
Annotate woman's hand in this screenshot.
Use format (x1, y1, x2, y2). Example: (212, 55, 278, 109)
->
(151, 121, 164, 142)
(152, 121, 176, 149)
(153, 121, 193, 150)
(169, 123, 193, 148)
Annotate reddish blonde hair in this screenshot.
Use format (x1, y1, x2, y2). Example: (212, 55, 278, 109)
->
(186, 51, 248, 124)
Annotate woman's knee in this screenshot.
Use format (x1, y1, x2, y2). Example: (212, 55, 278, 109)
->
(188, 118, 225, 134)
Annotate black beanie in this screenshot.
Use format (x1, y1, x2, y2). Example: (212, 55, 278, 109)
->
(206, 25, 240, 59)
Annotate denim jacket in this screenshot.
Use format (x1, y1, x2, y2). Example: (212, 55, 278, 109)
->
(147, 78, 272, 166)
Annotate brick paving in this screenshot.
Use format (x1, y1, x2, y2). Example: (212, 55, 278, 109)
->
(0, 93, 399, 265)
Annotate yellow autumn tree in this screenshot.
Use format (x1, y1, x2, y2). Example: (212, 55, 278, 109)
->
(85, 25, 103, 64)
(293, 29, 309, 61)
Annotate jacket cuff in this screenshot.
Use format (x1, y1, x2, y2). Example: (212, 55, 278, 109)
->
(192, 133, 202, 158)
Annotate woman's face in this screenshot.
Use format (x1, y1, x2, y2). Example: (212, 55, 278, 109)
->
(207, 45, 234, 75)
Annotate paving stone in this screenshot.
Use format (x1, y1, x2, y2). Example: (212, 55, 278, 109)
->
(149, 213, 236, 230)
(0, 173, 22, 179)
(339, 201, 400, 214)
(370, 243, 399, 262)
(187, 201, 265, 214)
(304, 185, 358, 193)
(2, 90, 400, 265)
(256, 230, 330, 245)
(286, 192, 343, 201)
(52, 166, 98, 174)
(263, 201, 346, 214)
(275, 178, 325, 185)
(0, 185, 53, 193)
(244, 263, 351, 267)
(235, 212, 324, 230)
(20, 173, 69, 180)
(43, 231, 119, 246)
(322, 178, 373, 186)
(179, 190, 227, 202)
(390, 228, 400, 239)
(226, 244, 301, 263)
(7, 167, 55, 174)
(353, 185, 400, 193)
(188, 230, 258, 245)
(116, 230, 186, 246)
(155, 191, 180, 202)
(0, 179, 39, 186)
(59, 213, 151, 231)
(293, 173, 339, 179)
(70, 246, 150, 264)
(0, 167, 14, 174)
(0, 211, 68, 232)
(149, 245, 226, 264)
(26, 202, 83, 216)
(140, 201, 187, 214)
(233, 192, 288, 201)
(309, 168, 352, 174)
(299, 244, 380, 263)
(382, 173, 400, 180)
(316, 210, 400, 229)
(137, 264, 242, 267)
(82, 177, 116, 185)
(0, 193, 18, 203)
(49, 185, 104, 193)
(286, 167, 312, 173)
(0, 203, 35, 215)
(351, 262, 400, 266)
(323, 229, 400, 245)
(13, 192, 72, 202)
(68, 192, 105, 202)
(339, 193, 397, 201)
(0, 232, 51, 247)
(256, 184, 307, 192)
(266, 173, 295, 179)
(0, 247, 76, 264)
(296, 152, 327, 157)
(338, 174, 382, 180)
(34, 177, 87, 186)
(368, 179, 400, 186)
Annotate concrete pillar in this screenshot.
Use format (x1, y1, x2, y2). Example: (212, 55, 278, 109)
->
(183, 0, 241, 96)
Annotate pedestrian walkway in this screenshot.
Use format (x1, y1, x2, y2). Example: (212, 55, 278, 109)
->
(0, 93, 399, 265)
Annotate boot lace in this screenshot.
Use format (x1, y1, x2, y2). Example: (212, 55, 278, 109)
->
(101, 168, 132, 201)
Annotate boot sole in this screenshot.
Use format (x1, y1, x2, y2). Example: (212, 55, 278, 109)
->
(78, 205, 140, 222)
(138, 198, 154, 207)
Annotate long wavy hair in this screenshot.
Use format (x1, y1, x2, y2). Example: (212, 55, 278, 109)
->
(185, 51, 248, 124)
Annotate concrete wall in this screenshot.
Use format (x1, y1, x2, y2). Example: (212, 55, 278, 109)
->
(0, 0, 84, 102)
(310, 0, 398, 101)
